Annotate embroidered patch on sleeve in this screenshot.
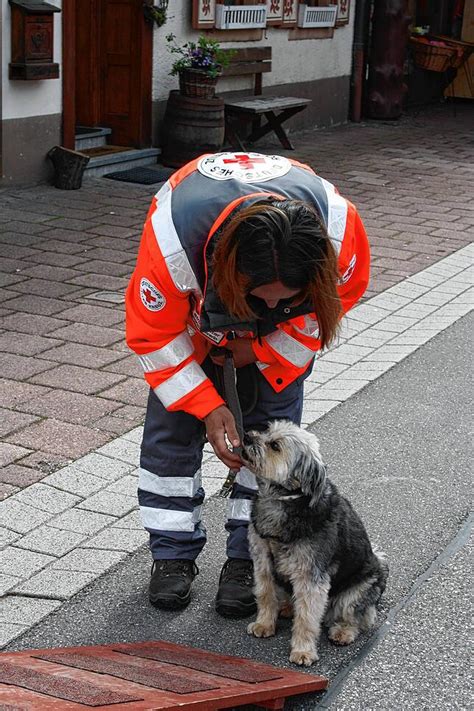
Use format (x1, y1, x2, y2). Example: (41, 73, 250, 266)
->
(339, 254, 357, 285)
(140, 277, 166, 311)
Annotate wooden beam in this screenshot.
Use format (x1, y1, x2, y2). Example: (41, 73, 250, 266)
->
(61, 0, 76, 149)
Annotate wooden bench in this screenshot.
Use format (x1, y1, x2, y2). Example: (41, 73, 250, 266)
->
(221, 47, 311, 151)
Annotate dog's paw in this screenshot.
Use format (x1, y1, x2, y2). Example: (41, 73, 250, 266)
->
(247, 621, 276, 638)
(328, 623, 359, 646)
(289, 648, 319, 666)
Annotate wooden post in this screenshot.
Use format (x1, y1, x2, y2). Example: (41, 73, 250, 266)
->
(366, 0, 411, 119)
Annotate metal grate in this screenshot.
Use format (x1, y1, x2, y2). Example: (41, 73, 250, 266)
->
(297, 4, 338, 28)
(84, 291, 125, 304)
(215, 4, 267, 29)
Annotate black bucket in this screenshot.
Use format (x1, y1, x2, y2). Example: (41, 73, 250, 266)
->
(48, 146, 90, 190)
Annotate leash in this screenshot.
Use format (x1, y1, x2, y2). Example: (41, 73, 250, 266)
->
(212, 348, 244, 498)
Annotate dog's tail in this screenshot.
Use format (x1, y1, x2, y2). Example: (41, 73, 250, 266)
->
(373, 549, 389, 595)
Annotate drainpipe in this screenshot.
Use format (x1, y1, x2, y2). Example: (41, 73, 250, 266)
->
(350, 0, 372, 122)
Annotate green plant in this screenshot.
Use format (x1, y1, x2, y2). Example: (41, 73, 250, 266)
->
(143, 1, 168, 27)
(166, 33, 234, 79)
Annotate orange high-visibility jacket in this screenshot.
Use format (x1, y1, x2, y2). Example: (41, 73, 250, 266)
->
(126, 153, 370, 421)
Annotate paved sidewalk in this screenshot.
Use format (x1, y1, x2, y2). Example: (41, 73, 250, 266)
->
(1, 243, 472, 646)
(5, 312, 471, 710)
(0, 103, 472, 497)
(0, 103, 473, 651)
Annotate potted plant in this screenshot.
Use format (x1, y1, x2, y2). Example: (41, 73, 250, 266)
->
(166, 33, 233, 99)
(143, 0, 168, 27)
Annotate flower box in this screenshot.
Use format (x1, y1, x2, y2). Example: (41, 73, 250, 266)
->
(297, 4, 338, 28)
(215, 4, 267, 30)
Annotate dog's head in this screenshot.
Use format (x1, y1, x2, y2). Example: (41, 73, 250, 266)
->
(241, 420, 327, 506)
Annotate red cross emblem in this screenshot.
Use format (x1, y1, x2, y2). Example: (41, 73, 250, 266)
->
(223, 154, 266, 169)
(198, 152, 291, 183)
(142, 288, 156, 305)
(140, 278, 166, 311)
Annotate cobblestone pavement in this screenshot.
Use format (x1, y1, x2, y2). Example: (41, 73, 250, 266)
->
(1, 245, 472, 647)
(0, 104, 472, 493)
(0, 103, 473, 646)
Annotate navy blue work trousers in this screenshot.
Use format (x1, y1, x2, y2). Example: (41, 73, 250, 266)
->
(139, 359, 310, 561)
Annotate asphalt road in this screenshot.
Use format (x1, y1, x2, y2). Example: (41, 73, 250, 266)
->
(7, 313, 472, 710)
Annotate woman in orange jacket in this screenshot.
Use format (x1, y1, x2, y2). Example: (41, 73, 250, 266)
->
(126, 152, 370, 617)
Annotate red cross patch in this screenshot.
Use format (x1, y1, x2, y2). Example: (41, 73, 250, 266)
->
(339, 254, 357, 285)
(140, 277, 166, 312)
(198, 152, 291, 183)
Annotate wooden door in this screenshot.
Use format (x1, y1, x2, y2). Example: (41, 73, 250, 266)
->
(75, 0, 101, 128)
(63, 0, 152, 148)
(99, 0, 152, 146)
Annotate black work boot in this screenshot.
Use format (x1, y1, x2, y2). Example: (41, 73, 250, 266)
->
(149, 559, 199, 610)
(215, 558, 256, 618)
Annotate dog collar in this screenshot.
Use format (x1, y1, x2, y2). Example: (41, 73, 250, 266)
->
(275, 489, 304, 501)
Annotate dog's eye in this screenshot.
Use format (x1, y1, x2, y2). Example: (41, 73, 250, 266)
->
(269, 441, 280, 452)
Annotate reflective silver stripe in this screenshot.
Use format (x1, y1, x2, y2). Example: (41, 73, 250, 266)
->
(235, 467, 258, 491)
(256, 361, 269, 371)
(140, 505, 202, 532)
(153, 360, 208, 408)
(139, 467, 202, 498)
(320, 178, 347, 255)
(151, 181, 202, 295)
(227, 498, 253, 522)
(339, 254, 357, 285)
(264, 329, 314, 367)
(138, 332, 194, 373)
(293, 315, 320, 340)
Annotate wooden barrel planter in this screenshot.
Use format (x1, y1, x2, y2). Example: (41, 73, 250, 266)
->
(161, 90, 225, 168)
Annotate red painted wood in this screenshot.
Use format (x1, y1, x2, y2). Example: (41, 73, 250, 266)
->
(75, 0, 101, 128)
(62, 0, 76, 149)
(0, 640, 328, 710)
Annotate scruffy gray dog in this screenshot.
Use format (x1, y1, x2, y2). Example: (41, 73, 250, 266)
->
(241, 420, 388, 666)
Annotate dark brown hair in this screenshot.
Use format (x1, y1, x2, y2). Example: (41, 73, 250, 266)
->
(212, 200, 342, 349)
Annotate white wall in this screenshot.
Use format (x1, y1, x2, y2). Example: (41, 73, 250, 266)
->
(1, 0, 62, 120)
(152, 1, 355, 102)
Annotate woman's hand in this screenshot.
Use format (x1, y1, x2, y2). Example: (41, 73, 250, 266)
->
(204, 405, 242, 469)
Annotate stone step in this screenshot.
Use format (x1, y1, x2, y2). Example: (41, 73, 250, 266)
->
(75, 126, 112, 151)
(83, 147, 162, 178)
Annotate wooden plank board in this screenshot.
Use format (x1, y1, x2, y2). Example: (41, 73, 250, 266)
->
(0, 640, 328, 711)
(225, 96, 312, 114)
(222, 62, 272, 76)
(222, 46, 272, 62)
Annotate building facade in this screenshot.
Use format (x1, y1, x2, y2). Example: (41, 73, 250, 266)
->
(0, 0, 355, 185)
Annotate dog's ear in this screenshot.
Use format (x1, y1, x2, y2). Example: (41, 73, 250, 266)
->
(295, 449, 327, 507)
